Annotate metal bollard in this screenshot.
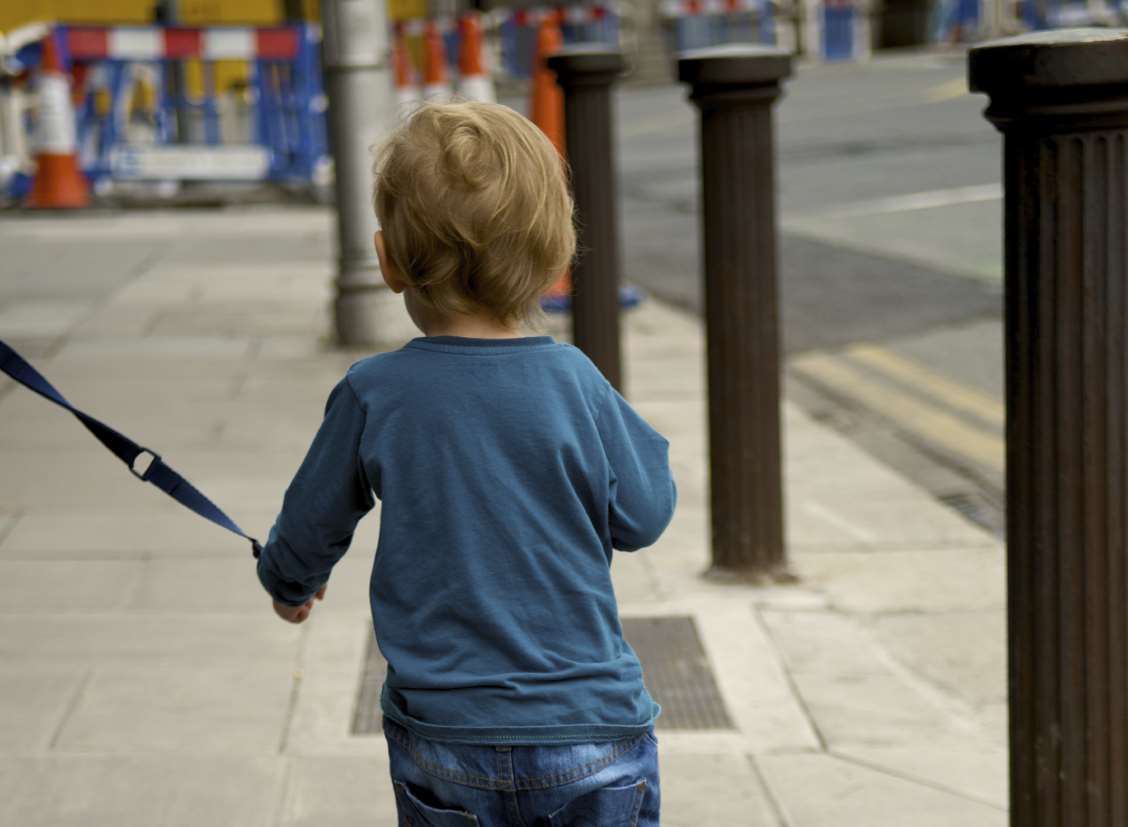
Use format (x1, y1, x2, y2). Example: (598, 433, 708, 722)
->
(679, 45, 792, 580)
(546, 46, 625, 390)
(321, 0, 409, 348)
(969, 29, 1128, 825)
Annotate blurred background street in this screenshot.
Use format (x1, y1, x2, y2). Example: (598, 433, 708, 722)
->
(613, 53, 1006, 531)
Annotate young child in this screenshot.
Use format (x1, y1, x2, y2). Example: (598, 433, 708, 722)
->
(257, 101, 676, 826)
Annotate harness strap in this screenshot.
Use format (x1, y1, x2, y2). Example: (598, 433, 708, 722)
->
(0, 340, 262, 558)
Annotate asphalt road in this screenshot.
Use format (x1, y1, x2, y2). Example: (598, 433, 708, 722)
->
(615, 52, 1008, 531)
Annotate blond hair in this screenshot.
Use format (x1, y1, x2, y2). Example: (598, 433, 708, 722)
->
(373, 101, 576, 326)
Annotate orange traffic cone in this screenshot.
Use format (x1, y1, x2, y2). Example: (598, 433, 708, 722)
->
(393, 33, 421, 112)
(26, 33, 89, 209)
(457, 13, 495, 103)
(531, 15, 569, 305)
(529, 15, 564, 157)
(422, 21, 451, 102)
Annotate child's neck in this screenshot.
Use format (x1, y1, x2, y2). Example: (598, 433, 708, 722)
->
(421, 311, 525, 340)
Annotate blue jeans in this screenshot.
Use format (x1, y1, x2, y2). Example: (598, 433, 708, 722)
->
(383, 716, 660, 826)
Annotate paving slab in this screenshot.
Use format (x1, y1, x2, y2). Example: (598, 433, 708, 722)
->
(0, 665, 86, 752)
(53, 659, 296, 754)
(792, 668, 968, 748)
(791, 546, 1004, 613)
(834, 739, 1007, 809)
(787, 489, 991, 550)
(279, 755, 397, 827)
(758, 751, 1007, 827)
(661, 752, 781, 827)
(287, 613, 386, 758)
(0, 301, 93, 337)
(0, 513, 16, 546)
(0, 448, 181, 511)
(0, 614, 300, 664)
(0, 511, 279, 557)
(0, 561, 142, 611)
(871, 610, 1007, 707)
(0, 755, 284, 827)
(127, 556, 375, 614)
(609, 547, 663, 604)
(54, 335, 255, 361)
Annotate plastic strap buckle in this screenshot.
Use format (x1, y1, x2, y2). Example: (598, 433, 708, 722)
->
(130, 448, 162, 482)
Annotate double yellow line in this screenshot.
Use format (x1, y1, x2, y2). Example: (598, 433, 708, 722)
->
(792, 344, 1005, 474)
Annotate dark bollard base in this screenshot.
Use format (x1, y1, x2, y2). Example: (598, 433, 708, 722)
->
(700, 563, 799, 587)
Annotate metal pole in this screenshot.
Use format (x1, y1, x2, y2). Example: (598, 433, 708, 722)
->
(679, 46, 792, 581)
(546, 46, 625, 390)
(969, 29, 1128, 827)
(153, 0, 191, 143)
(320, 0, 407, 347)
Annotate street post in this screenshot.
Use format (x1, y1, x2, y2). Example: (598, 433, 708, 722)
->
(970, 29, 1128, 826)
(546, 46, 626, 391)
(320, 0, 408, 346)
(678, 45, 792, 580)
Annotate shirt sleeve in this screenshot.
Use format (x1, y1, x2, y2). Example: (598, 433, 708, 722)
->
(257, 376, 376, 605)
(595, 384, 677, 552)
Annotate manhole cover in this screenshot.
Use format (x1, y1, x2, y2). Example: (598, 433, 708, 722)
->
(352, 615, 733, 735)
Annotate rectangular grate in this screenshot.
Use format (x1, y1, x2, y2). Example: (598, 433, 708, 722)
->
(622, 615, 734, 730)
(352, 615, 734, 735)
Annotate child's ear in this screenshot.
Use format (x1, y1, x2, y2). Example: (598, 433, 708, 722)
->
(374, 231, 406, 294)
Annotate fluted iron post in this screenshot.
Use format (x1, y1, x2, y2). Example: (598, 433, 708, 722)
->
(970, 29, 1128, 826)
(678, 46, 792, 579)
(546, 46, 624, 390)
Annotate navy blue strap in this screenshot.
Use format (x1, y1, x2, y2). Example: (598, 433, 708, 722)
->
(0, 340, 262, 558)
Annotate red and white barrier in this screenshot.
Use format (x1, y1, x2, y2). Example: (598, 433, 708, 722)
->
(661, 0, 757, 16)
(504, 5, 618, 26)
(64, 27, 301, 62)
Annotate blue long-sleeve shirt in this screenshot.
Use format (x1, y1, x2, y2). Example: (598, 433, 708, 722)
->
(258, 335, 676, 744)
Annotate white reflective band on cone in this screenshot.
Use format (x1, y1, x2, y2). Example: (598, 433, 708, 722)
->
(34, 74, 76, 154)
(458, 75, 495, 103)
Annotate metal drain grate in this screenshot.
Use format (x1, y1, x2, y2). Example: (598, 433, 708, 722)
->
(352, 615, 733, 735)
(352, 631, 386, 735)
(622, 615, 734, 730)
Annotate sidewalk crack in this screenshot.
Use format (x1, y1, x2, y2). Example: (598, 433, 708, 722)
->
(48, 667, 94, 750)
(277, 623, 311, 754)
(828, 748, 1006, 811)
(753, 605, 829, 752)
(748, 752, 793, 827)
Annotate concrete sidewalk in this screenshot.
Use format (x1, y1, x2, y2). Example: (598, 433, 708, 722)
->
(0, 207, 1006, 826)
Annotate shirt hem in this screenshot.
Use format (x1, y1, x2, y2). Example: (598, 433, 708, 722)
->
(379, 690, 661, 745)
(403, 337, 559, 356)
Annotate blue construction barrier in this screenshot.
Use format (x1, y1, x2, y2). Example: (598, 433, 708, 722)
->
(662, 0, 779, 55)
(822, 1, 856, 60)
(496, 6, 621, 80)
(21, 24, 329, 191)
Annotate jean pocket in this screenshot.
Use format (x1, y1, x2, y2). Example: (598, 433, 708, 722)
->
(546, 779, 647, 827)
(392, 779, 479, 826)
(643, 729, 658, 747)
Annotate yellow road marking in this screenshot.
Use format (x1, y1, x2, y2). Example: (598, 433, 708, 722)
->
(793, 352, 1004, 473)
(926, 77, 968, 102)
(847, 344, 1004, 429)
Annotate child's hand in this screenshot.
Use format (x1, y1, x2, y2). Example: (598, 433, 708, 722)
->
(272, 584, 327, 624)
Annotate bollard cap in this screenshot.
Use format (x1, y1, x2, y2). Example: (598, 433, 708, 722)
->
(969, 28, 1128, 98)
(546, 45, 624, 86)
(677, 44, 792, 90)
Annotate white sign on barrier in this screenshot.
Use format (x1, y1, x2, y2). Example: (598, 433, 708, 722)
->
(109, 145, 272, 180)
